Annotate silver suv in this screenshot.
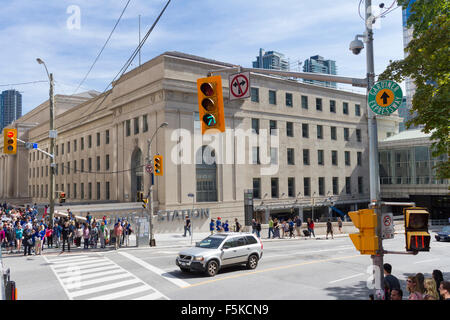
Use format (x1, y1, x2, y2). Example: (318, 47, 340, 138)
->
(176, 233, 263, 277)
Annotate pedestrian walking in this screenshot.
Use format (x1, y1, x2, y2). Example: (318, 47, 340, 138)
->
(35, 225, 45, 255)
(23, 225, 33, 256)
(99, 222, 107, 248)
(432, 270, 444, 300)
(337, 217, 343, 233)
(288, 219, 294, 238)
(307, 218, 315, 238)
(15, 224, 23, 254)
(209, 219, 215, 235)
(75, 223, 83, 248)
(46, 225, 54, 248)
(5, 225, 15, 254)
(234, 218, 241, 232)
(183, 215, 191, 237)
(423, 278, 439, 300)
(268, 217, 274, 239)
(53, 223, 61, 248)
(383, 263, 401, 300)
(90, 223, 99, 248)
(407, 276, 423, 300)
(83, 223, 90, 250)
(114, 222, 123, 250)
(280, 220, 286, 238)
(61, 221, 72, 252)
(255, 219, 261, 238)
(273, 218, 280, 238)
(326, 219, 334, 239)
(223, 220, 229, 232)
(251, 219, 256, 235)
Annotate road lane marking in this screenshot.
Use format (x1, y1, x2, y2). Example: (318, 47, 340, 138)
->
(118, 251, 190, 288)
(328, 273, 365, 284)
(263, 246, 354, 259)
(182, 254, 361, 289)
(413, 258, 441, 264)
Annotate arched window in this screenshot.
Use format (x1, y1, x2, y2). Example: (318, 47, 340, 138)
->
(196, 145, 217, 202)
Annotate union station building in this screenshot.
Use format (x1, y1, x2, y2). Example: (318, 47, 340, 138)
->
(0, 52, 403, 231)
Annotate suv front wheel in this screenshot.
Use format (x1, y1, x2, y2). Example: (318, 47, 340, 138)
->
(247, 254, 259, 270)
(205, 260, 219, 277)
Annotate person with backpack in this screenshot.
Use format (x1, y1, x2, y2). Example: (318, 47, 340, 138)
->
(295, 216, 302, 237)
(255, 219, 262, 238)
(223, 220, 229, 232)
(234, 218, 241, 232)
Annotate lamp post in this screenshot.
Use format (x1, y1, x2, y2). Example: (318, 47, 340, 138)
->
(37, 58, 55, 224)
(146, 122, 168, 246)
(311, 192, 316, 222)
(187, 193, 194, 245)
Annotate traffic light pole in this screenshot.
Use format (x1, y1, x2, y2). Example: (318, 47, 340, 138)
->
(49, 73, 56, 224)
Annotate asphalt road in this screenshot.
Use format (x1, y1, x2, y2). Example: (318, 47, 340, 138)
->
(2, 232, 449, 300)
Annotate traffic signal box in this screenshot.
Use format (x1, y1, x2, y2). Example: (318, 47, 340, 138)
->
(349, 209, 378, 255)
(197, 75, 225, 134)
(153, 155, 163, 176)
(404, 207, 430, 252)
(59, 192, 66, 203)
(3, 128, 17, 155)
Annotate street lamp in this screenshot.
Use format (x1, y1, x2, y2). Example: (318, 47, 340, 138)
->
(37, 58, 55, 224)
(187, 193, 194, 245)
(147, 121, 168, 246)
(311, 192, 316, 222)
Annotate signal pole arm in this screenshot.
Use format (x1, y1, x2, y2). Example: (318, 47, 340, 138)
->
(16, 138, 54, 159)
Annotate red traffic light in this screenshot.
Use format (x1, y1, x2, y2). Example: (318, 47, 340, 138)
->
(200, 82, 214, 96)
(7, 131, 14, 138)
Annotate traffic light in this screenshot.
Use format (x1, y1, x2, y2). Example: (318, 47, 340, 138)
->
(349, 209, 379, 255)
(141, 197, 148, 209)
(137, 191, 144, 202)
(404, 207, 430, 252)
(3, 128, 17, 155)
(59, 192, 66, 203)
(197, 75, 225, 134)
(154, 155, 163, 176)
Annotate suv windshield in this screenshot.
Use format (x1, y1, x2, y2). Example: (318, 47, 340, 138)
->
(196, 236, 225, 249)
(442, 226, 450, 233)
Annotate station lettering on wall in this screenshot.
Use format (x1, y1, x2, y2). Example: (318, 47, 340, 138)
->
(157, 208, 210, 222)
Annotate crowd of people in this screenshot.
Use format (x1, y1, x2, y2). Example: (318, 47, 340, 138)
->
(382, 263, 449, 300)
(1, 204, 134, 255)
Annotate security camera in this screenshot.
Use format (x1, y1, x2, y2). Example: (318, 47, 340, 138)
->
(349, 38, 365, 55)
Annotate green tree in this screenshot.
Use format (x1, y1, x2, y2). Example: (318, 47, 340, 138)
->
(378, 0, 450, 179)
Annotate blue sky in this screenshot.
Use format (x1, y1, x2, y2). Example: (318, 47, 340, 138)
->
(0, 0, 406, 115)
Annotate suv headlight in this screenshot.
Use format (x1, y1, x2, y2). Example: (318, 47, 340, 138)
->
(193, 256, 204, 261)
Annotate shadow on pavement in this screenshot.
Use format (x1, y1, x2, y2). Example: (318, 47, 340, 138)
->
(324, 280, 371, 300)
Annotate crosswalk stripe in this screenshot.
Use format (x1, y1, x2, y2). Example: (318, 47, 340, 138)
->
(61, 269, 125, 283)
(49, 257, 99, 265)
(69, 279, 141, 298)
(134, 292, 165, 300)
(58, 265, 119, 278)
(47, 255, 92, 263)
(66, 273, 133, 290)
(56, 261, 113, 273)
(88, 285, 154, 300)
(53, 259, 109, 269)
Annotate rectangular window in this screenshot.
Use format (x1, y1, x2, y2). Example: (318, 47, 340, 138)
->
(358, 176, 363, 194)
(333, 177, 339, 195)
(143, 115, 148, 132)
(106, 154, 110, 171)
(286, 122, 294, 137)
(253, 178, 261, 199)
(106, 182, 110, 200)
(134, 117, 139, 135)
(67, 141, 70, 154)
(355, 104, 361, 116)
(286, 93, 293, 107)
(331, 126, 337, 140)
(74, 139, 77, 152)
(317, 125, 323, 139)
(330, 100, 336, 113)
(67, 184, 70, 199)
(96, 132, 100, 146)
(88, 183, 92, 200)
(344, 128, 350, 141)
(251, 87, 259, 102)
(88, 135, 92, 148)
(343, 102, 349, 115)
(357, 152, 362, 166)
(332, 150, 338, 166)
(287, 148, 295, 165)
(345, 151, 351, 166)
(270, 148, 278, 165)
(288, 177, 295, 197)
(81, 183, 84, 199)
(81, 159, 84, 172)
(303, 149, 310, 165)
(271, 178, 279, 198)
(126, 120, 131, 136)
(73, 183, 77, 199)
(302, 123, 309, 138)
(269, 90, 277, 105)
(345, 177, 351, 194)
(55, 146, 58, 156)
(106, 130, 110, 144)
(304, 177, 311, 197)
(318, 177, 325, 196)
(88, 158, 92, 172)
(301, 95, 308, 109)
(97, 182, 101, 200)
(252, 147, 260, 165)
(318, 150, 324, 166)
(96, 156, 100, 171)
(74, 160, 77, 173)
(67, 162, 70, 174)
(81, 137, 84, 150)
(316, 98, 322, 111)
(251, 118, 259, 135)
(356, 129, 362, 142)
(270, 120, 277, 135)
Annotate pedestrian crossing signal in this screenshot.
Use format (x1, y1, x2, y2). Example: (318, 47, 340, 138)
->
(153, 155, 163, 176)
(197, 76, 225, 134)
(404, 207, 430, 252)
(3, 128, 17, 155)
(348, 209, 378, 255)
